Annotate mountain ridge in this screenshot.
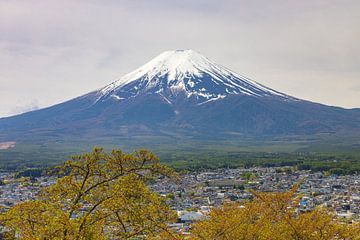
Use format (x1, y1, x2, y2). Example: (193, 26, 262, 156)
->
(0, 50, 360, 143)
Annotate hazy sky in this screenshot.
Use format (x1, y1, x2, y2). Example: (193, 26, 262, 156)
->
(1, 0, 359, 117)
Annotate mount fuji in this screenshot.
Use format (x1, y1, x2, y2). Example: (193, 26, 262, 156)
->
(1, 50, 360, 142)
(97, 50, 293, 105)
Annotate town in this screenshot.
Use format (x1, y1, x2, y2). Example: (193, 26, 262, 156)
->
(1, 167, 359, 234)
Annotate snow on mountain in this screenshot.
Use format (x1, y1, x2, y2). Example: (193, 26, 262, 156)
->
(96, 50, 295, 104)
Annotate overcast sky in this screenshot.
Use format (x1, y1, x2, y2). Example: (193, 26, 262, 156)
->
(0, 0, 359, 117)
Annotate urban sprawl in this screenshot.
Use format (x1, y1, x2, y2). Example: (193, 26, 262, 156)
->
(1, 167, 359, 234)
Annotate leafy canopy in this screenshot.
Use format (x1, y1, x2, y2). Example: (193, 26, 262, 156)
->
(192, 183, 360, 240)
(1, 148, 178, 240)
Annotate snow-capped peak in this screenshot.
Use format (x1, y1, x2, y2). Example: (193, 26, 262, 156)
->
(97, 50, 294, 104)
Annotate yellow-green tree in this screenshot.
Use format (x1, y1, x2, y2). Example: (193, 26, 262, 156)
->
(1, 148, 179, 240)
(192, 184, 360, 240)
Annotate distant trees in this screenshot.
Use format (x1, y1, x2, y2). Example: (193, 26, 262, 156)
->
(240, 172, 257, 182)
(192, 183, 360, 240)
(15, 168, 44, 179)
(1, 148, 178, 239)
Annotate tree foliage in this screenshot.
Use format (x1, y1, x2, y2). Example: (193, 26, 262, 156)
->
(1, 148, 178, 239)
(192, 184, 360, 240)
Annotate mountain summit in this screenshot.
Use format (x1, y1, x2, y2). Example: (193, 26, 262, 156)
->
(97, 50, 292, 105)
(0, 50, 359, 141)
